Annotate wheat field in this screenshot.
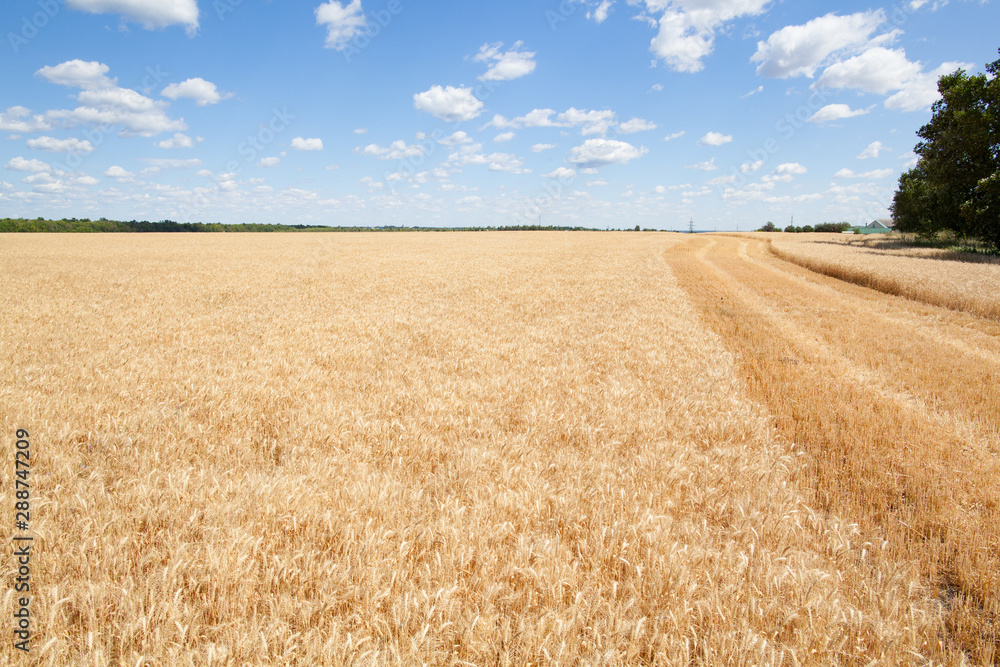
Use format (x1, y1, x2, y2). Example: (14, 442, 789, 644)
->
(1, 232, 997, 665)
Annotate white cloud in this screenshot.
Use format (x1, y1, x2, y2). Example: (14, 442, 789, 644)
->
(751, 10, 888, 78)
(413, 85, 484, 122)
(358, 140, 424, 160)
(485, 153, 528, 174)
(741, 85, 764, 98)
(698, 131, 732, 146)
(857, 141, 886, 159)
(834, 167, 894, 179)
(493, 132, 515, 143)
(808, 103, 871, 123)
(66, 0, 199, 34)
(438, 131, 474, 146)
(37, 60, 186, 137)
(644, 0, 770, 73)
(740, 160, 763, 173)
(316, 0, 366, 50)
(488, 109, 558, 130)
(0, 107, 51, 133)
(588, 179, 609, 187)
(35, 59, 114, 89)
(544, 167, 577, 180)
(775, 162, 807, 176)
(663, 131, 685, 142)
(531, 143, 556, 152)
(5, 157, 52, 173)
(258, 157, 281, 168)
(899, 151, 919, 170)
(292, 137, 324, 151)
(26, 136, 95, 153)
(589, 0, 613, 23)
(885, 61, 971, 112)
(686, 158, 717, 171)
(620, 118, 657, 134)
(487, 107, 620, 135)
(156, 132, 195, 149)
(558, 108, 617, 136)
(161, 78, 231, 106)
(474, 41, 537, 81)
(353, 128, 367, 134)
(814, 48, 920, 95)
(763, 162, 808, 182)
(105, 165, 134, 181)
(140, 158, 201, 175)
(568, 138, 647, 168)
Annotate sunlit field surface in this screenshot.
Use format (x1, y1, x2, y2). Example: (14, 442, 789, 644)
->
(2, 232, 997, 665)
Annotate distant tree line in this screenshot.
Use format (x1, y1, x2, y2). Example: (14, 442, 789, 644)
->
(891, 50, 999, 250)
(757, 221, 853, 233)
(0, 218, 601, 233)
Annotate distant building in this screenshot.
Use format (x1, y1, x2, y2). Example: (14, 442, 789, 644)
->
(856, 219, 894, 234)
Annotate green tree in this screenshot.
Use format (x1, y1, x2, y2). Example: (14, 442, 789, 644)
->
(758, 221, 778, 232)
(892, 50, 1000, 248)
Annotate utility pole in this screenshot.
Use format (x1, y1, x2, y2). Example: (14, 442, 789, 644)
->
(688, 218, 695, 234)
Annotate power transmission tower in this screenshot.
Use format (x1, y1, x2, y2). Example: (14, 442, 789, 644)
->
(688, 218, 695, 234)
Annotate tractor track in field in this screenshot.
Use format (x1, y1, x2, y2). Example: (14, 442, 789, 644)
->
(665, 234, 1000, 663)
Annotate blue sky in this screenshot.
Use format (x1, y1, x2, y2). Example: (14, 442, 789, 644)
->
(1, 0, 997, 229)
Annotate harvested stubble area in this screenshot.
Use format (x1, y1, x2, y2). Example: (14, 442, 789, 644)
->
(0, 232, 985, 665)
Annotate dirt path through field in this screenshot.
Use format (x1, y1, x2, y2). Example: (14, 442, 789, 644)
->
(665, 234, 1000, 663)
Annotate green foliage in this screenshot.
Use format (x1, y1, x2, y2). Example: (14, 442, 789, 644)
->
(812, 222, 853, 233)
(758, 221, 778, 232)
(0, 218, 602, 233)
(892, 49, 1000, 249)
(801, 225, 814, 233)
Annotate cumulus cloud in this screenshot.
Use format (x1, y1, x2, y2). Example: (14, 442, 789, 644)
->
(413, 85, 484, 122)
(698, 131, 733, 146)
(292, 137, 324, 151)
(663, 131, 685, 142)
(161, 78, 231, 106)
(619, 118, 657, 134)
(834, 167, 894, 179)
(813, 47, 920, 94)
(857, 141, 886, 159)
(36, 59, 114, 89)
(316, 0, 366, 50)
(26, 136, 95, 153)
(358, 140, 424, 160)
(544, 167, 577, 180)
(156, 132, 195, 149)
(808, 103, 871, 123)
(493, 132, 515, 143)
(751, 10, 888, 79)
(36, 60, 186, 137)
(438, 131, 474, 147)
(66, 0, 200, 34)
(643, 0, 770, 73)
(589, 0, 613, 23)
(487, 107, 620, 136)
(763, 162, 808, 182)
(884, 61, 971, 112)
(258, 157, 281, 168)
(568, 139, 647, 168)
(474, 41, 537, 81)
(5, 157, 52, 172)
(530, 143, 556, 152)
(104, 165, 135, 181)
(0, 106, 51, 133)
(686, 158, 717, 171)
